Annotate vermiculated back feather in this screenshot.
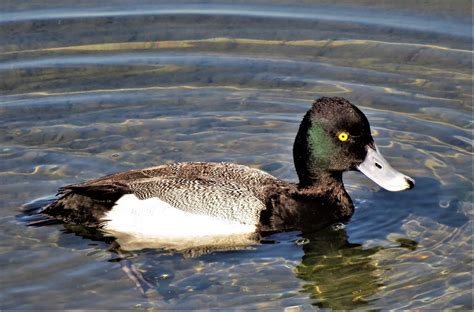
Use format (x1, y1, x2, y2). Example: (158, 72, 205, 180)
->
(128, 177, 264, 225)
(126, 163, 282, 225)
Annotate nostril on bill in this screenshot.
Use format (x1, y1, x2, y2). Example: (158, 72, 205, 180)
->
(375, 162, 382, 169)
(405, 177, 415, 189)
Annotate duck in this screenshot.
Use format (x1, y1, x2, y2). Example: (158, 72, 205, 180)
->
(35, 97, 414, 240)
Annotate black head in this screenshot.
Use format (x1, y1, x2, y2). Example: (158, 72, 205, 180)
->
(293, 97, 374, 185)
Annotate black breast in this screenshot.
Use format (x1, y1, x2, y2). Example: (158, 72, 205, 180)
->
(258, 183, 354, 233)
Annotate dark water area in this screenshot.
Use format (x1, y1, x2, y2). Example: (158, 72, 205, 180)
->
(0, 1, 472, 310)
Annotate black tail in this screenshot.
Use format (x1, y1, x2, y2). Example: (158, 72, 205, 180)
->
(17, 197, 61, 226)
(19, 183, 131, 227)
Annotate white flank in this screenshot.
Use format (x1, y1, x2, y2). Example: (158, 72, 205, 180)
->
(101, 194, 256, 239)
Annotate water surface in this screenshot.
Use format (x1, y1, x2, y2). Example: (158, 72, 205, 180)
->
(0, 1, 472, 310)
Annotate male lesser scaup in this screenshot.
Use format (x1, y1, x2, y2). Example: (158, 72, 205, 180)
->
(34, 97, 414, 239)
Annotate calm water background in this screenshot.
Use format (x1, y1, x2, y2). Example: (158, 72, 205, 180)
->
(0, 0, 472, 309)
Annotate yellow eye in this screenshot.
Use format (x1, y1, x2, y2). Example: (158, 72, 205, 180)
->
(338, 132, 349, 142)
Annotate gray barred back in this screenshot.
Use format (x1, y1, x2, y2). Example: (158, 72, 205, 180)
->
(96, 162, 282, 225)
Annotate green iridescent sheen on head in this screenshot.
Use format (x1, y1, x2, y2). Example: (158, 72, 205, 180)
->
(307, 123, 337, 167)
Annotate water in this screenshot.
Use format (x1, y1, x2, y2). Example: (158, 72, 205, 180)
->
(0, 1, 472, 309)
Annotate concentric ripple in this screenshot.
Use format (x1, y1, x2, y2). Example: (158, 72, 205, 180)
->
(0, 0, 472, 310)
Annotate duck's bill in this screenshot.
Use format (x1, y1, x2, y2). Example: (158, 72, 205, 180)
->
(357, 144, 415, 191)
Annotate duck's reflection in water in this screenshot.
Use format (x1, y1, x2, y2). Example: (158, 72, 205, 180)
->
(60, 222, 415, 309)
(296, 227, 382, 309)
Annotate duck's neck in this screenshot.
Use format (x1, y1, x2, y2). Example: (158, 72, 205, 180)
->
(297, 170, 343, 189)
(260, 171, 354, 233)
(296, 171, 353, 217)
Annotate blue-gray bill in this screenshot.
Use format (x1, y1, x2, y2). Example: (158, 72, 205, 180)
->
(357, 144, 415, 191)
